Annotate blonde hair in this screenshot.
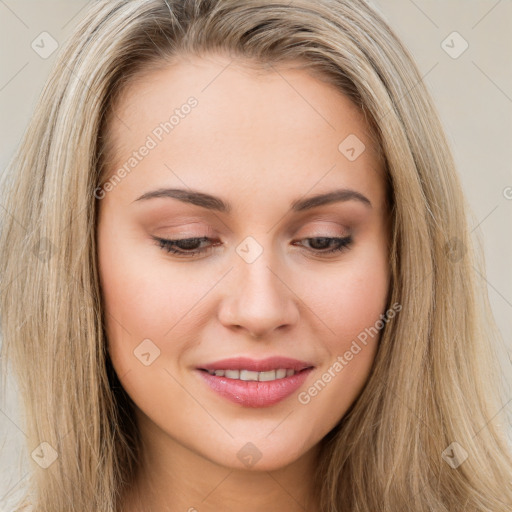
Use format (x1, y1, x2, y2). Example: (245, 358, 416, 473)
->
(1, 0, 511, 510)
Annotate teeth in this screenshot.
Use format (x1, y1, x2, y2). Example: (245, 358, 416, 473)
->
(206, 368, 297, 381)
(258, 370, 276, 382)
(276, 369, 287, 379)
(240, 369, 259, 381)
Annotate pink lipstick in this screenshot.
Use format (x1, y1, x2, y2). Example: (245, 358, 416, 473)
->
(196, 356, 314, 408)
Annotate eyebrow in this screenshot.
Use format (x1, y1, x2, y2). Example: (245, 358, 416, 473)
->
(133, 187, 372, 212)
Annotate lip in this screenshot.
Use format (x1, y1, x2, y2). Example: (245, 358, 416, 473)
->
(196, 357, 315, 408)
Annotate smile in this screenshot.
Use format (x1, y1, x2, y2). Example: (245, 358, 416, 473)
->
(202, 368, 297, 381)
(197, 366, 314, 408)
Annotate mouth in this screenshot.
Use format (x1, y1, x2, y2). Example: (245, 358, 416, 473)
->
(196, 357, 315, 408)
(198, 367, 309, 381)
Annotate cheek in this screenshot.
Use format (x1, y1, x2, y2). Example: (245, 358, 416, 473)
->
(98, 223, 223, 381)
(332, 264, 388, 340)
(293, 268, 389, 432)
(305, 238, 390, 348)
(297, 238, 389, 401)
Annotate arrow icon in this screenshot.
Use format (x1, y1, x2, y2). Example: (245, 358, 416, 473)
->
(237, 442, 263, 467)
(338, 134, 365, 161)
(442, 441, 468, 468)
(236, 236, 263, 263)
(31, 442, 58, 468)
(31, 32, 59, 59)
(441, 32, 468, 59)
(134, 339, 160, 366)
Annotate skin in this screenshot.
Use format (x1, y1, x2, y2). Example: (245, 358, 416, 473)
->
(97, 53, 390, 512)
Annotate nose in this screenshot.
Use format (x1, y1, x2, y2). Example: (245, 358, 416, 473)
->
(217, 248, 300, 339)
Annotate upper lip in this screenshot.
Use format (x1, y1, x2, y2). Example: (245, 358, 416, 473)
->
(198, 356, 315, 373)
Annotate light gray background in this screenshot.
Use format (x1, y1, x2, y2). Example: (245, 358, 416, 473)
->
(1, 1, 511, 508)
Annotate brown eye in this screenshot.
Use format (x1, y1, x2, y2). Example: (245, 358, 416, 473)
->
(296, 236, 353, 254)
(153, 236, 217, 257)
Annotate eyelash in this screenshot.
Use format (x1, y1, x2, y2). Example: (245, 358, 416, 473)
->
(152, 235, 353, 258)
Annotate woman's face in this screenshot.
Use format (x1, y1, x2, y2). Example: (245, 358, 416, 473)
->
(97, 54, 390, 472)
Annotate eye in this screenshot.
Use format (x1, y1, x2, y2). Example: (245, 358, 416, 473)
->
(152, 235, 353, 259)
(152, 236, 218, 258)
(293, 236, 353, 255)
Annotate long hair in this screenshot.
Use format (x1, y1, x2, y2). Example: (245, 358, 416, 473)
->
(1, 1, 511, 510)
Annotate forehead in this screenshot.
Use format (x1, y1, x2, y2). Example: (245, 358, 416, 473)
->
(102, 54, 386, 209)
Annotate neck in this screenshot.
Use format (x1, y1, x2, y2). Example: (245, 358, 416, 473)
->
(120, 412, 321, 512)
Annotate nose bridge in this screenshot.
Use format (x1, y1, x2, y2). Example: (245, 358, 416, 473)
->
(238, 251, 280, 303)
(218, 236, 299, 337)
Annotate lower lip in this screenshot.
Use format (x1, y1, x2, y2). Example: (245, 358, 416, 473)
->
(197, 368, 313, 408)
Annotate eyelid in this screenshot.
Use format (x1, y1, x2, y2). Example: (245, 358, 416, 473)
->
(151, 219, 352, 246)
(153, 223, 216, 237)
(288, 216, 350, 232)
(152, 233, 354, 259)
